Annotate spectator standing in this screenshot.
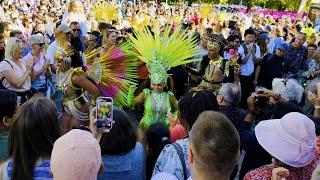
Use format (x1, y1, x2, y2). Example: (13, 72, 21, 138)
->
(22, 34, 50, 96)
(238, 28, 261, 107)
(255, 43, 289, 89)
(283, 32, 308, 83)
(244, 112, 320, 179)
(146, 123, 170, 180)
(62, 0, 88, 37)
(188, 111, 240, 180)
(193, 32, 209, 69)
(0, 37, 33, 104)
(51, 129, 102, 180)
(9, 30, 31, 57)
(70, 21, 84, 53)
(0, 97, 60, 179)
(152, 88, 219, 180)
(0, 90, 17, 161)
(303, 51, 320, 115)
(98, 108, 146, 180)
(268, 27, 285, 53)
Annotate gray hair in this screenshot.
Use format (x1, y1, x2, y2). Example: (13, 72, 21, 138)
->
(219, 83, 241, 107)
(272, 78, 304, 103)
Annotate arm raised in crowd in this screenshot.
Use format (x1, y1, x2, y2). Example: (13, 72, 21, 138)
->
(2, 60, 33, 88)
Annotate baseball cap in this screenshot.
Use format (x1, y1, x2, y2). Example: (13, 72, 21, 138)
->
(258, 33, 270, 41)
(276, 43, 289, 52)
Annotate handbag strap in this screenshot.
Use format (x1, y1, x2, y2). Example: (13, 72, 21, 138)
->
(173, 143, 187, 180)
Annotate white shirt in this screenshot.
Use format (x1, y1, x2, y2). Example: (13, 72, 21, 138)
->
(194, 45, 207, 70)
(46, 41, 57, 65)
(46, 41, 57, 83)
(62, 12, 88, 36)
(0, 59, 31, 92)
(238, 43, 261, 76)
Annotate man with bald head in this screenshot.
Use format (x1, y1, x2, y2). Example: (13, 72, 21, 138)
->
(282, 32, 308, 82)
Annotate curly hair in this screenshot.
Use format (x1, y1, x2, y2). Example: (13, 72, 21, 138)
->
(178, 87, 219, 130)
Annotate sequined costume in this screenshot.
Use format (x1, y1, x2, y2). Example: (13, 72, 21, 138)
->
(55, 38, 138, 124)
(126, 25, 200, 130)
(199, 56, 224, 92)
(129, 89, 178, 130)
(57, 68, 90, 121)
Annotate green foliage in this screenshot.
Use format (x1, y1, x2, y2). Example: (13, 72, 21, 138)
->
(163, 0, 306, 12)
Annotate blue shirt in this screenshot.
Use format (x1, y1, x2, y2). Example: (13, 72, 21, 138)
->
(153, 138, 191, 180)
(0, 131, 8, 161)
(2, 158, 52, 179)
(283, 45, 308, 78)
(98, 142, 146, 180)
(22, 46, 32, 58)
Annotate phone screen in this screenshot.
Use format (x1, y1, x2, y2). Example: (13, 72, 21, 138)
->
(96, 97, 114, 133)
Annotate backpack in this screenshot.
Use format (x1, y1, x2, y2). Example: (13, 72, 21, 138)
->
(241, 43, 257, 56)
(0, 60, 13, 89)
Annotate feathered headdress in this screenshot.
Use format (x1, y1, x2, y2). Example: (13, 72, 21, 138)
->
(126, 25, 200, 84)
(200, 4, 212, 19)
(54, 39, 74, 65)
(92, 2, 119, 22)
(207, 34, 227, 51)
(86, 44, 138, 107)
(131, 15, 151, 31)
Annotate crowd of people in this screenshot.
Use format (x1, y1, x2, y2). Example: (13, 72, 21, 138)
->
(1, 0, 320, 179)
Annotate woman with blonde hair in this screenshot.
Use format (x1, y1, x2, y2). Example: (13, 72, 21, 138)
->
(99, 30, 117, 55)
(102, 30, 117, 49)
(0, 37, 33, 104)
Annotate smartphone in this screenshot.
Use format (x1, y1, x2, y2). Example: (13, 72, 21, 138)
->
(96, 97, 114, 133)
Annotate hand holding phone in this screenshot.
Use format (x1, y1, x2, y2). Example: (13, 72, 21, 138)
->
(96, 97, 114, 133)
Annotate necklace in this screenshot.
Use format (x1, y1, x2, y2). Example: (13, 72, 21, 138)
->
(209, 56, 222, 67)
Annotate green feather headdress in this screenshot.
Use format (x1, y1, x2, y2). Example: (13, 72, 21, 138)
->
(127, 25, 201, 84)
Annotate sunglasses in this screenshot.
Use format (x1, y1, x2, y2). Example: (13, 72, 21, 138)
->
(72, 29, 81, 32)
(36, 43, 45, 47)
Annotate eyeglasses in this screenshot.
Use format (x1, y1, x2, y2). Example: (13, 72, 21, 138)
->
(72, 29, 81, 32)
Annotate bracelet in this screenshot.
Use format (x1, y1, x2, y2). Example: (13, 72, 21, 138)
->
(315, 105, 320, 109)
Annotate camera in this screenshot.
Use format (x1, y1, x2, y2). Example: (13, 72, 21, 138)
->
(254, 91, 269, 109)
